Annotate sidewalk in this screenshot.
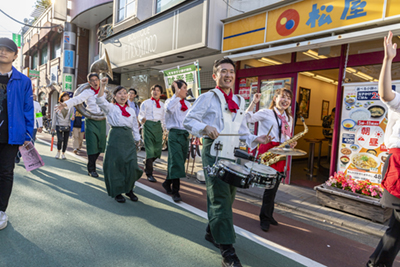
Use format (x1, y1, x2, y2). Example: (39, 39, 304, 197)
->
(39, 132, 389, 237)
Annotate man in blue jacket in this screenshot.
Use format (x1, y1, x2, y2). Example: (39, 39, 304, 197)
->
(0, 38, 34, 230)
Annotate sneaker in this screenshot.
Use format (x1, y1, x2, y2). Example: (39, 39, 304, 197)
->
(73, 149, 78, 155)
(61, 154, 66, 160)
(55, 152, 60, 159)
(172, 193, 182, 202)
(115, 194, 126, 203)
(0, 211, 8, 230)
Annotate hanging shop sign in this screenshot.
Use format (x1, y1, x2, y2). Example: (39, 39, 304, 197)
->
(162, 63, 199, 100)
(337, 81, 400, 184)
(223, 0, 400, 52)
(63, 73, 74, 92)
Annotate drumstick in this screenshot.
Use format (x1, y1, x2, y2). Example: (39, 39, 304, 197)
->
(266, 125, 273, 137)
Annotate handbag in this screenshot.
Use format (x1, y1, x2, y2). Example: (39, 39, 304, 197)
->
(58, 126, 70, 132)
(19, 141, 45, 172)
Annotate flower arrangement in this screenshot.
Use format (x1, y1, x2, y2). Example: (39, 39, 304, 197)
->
(325, 172, 383, 198)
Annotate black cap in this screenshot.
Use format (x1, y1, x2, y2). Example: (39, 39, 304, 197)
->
(0, 38, 18, 53)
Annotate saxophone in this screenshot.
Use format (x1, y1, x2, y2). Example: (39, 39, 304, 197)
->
(260, 116, 308, 166)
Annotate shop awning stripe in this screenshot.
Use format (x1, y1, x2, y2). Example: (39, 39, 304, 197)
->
(223, 27, 265, 40)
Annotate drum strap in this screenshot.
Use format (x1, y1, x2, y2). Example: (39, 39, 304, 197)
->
(273, 110, 282, 143)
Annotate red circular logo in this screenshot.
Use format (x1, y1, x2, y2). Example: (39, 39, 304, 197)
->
(276, 9, 300, 36)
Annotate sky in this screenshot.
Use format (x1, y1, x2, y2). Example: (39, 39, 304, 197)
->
(0, 0, 36, 39)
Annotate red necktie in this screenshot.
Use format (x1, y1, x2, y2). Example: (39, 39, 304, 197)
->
(151, 97, 161, 108)
(116, 103, 131, 117)
(91, 87, 99, 95)
(216, 86, 239, 113)
(180, 99, 188, 112)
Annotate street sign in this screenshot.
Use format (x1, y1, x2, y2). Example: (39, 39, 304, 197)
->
(12, 33, 21, 48)
(63, 73, 74, 92)
(64, 50, 75, 68)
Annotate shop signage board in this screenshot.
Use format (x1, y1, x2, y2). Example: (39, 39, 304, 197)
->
(162, 64, 199, 100)
(24, 68, 40, 79)
(64, 50, 75, 68)
(337, 81, 400, 184)
(223, 0, 400, 52)
(12, 33, 21, 48)
(63, 73, 74, 92)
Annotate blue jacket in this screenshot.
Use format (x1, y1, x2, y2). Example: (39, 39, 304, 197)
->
(7, 66, 34, 145)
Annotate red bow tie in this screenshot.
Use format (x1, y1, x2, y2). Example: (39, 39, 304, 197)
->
(216, 86, 239, 113)
(151, 97, 161, 108)
(91, 87, 99, 95)
(180, 99, 188, 112)
(116, 103, 131, 117)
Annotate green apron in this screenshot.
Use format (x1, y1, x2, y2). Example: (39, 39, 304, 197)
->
(143, 120, 163, 159)
(85, 118, 106, 155)
(202, 138, 236, 245)
(167, 129, 189, 180)
(103, 126, 143, 198)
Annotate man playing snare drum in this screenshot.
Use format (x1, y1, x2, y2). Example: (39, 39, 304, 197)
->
(183, 58, 272, 267)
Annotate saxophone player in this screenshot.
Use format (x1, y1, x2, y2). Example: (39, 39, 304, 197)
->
(246, 88, 296, 232)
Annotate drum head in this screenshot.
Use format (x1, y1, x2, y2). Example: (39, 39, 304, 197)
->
(218, 160, 250, 174)
(244, 162, 277, 175)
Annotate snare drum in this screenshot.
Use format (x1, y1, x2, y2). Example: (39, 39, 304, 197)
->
(215, 159, 251, 188)
(244, 162, 278, 189)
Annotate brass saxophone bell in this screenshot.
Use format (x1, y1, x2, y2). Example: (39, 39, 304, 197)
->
(90, 49, 113, 80)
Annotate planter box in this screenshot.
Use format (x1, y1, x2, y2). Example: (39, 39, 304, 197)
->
(314, 184, 392, 223)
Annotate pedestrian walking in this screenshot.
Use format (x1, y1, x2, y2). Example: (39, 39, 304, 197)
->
(0, 37, 34, 230)
(183, 58, 272, 267)
(55, 73, 107, 177)
(96, 79, 143, 203)
(245, 89, 296, 232)
(70, 108, 85, 155)
(367, 31, 400, 267)
(162, 80, 190, 202)
(138, 84, 166, 183)
(52, 92, 73, 159)
(127, 88, 140, 118)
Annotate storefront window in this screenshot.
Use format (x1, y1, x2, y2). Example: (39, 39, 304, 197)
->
(51, 39, 61, 59)
(40, 46, 48, 65)
(32, 53, 39, 70)
(259, 78, 291, 110)
(117, 0, 136, 23)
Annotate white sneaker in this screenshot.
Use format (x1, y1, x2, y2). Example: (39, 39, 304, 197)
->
(55, 152, 60, 159)
(61, 154, 66, 160)
(0, 211, 8, 230)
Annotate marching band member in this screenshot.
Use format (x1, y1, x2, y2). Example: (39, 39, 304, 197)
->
(56, 73, 107, 178)
(245, 89, 295, 232)
(163, 80, 190, 202)
(183, 58, 272, 267)
(96, 79, 143, 203)
(138, 85, 166, 183)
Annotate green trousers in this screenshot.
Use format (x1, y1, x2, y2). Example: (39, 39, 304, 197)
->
(143, 120, 163, 159)
(103, 127, 143, 198)
(85, 118, 106, 155)
(202, 138, 236, 245)
(167, 129, 189, 180)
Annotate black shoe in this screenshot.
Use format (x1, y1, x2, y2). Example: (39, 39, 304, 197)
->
(115, 194, 126, 203)
(205, 232, 220, 248)
(172, 193, 182, 202)
(261, 222, 270, 232)
(125, 190, 138, 202)
(15, 157, 20, 164)
(147, 176, 157, 182)
(162, 181, 172, 195)
(269, 218, 278, 226)
(88, 171, 99, 178)
(221, 246, 242, 267)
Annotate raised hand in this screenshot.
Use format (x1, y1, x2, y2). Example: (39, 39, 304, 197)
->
(384, 31, 397, 60)
(252, 93, 262, 104)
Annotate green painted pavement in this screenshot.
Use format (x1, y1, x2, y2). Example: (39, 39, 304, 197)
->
(0, 141, 306, 267)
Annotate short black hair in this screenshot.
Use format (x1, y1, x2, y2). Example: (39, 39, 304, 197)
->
(128, 88, 137, 95)
(45, 102, 48, 105)
(87, 73, 99, 81)
(213, 58, 236, 74)
(112, 86, 128, 104)
(151, 84, 163, 94)
(332, 107, 336, 112)
(171, 79, 187, 93)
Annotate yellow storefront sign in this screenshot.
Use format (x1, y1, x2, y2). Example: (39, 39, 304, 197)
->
(223, 0, 400, 52)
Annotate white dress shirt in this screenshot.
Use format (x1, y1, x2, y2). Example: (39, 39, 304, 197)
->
(96, 97, 141, 141)
(33, 101, 43, 129)
(383, 91, 400, 148)
(64, 89, 106, 115)
(138, 98, 166, 129)
(183, 89, 258, 149)
(165, 95, 190, 131)
(245, 107, 293, 143)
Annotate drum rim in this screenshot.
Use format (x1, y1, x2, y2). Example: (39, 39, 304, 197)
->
(218, 160, 250, 175)
(244, 162, 278, 175)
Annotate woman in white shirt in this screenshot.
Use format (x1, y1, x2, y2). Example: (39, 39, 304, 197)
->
(246, 88, 295, 232)
(96, 80, 143, 203)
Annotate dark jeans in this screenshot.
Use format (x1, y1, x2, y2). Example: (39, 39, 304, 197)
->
(369, 209, 400, 267)
(87, 153, 100, 173)
(259, 177, 281, 224)
(145, 158, 156, 177)
(164, 178, 180, 194)
(56, 126, 70, 152)
(0, 143, 20, 212)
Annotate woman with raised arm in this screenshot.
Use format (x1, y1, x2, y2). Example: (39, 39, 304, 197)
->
(96, 78, 143, 203)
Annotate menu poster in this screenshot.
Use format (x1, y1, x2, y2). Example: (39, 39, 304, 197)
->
(337, 81, 400, 184)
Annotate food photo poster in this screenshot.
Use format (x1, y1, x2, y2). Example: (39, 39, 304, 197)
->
(337, 81, 400, 184)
